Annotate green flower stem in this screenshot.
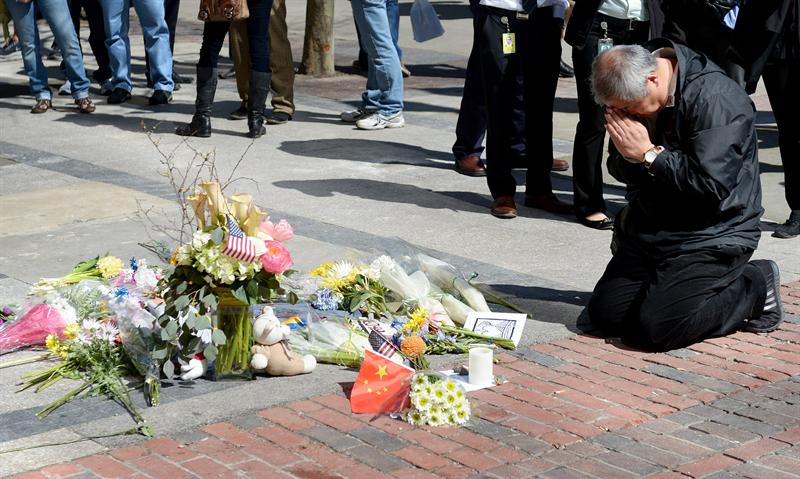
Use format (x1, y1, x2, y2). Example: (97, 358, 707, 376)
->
(0, 354, 53, 370)
(216, 303, 252, 376)
(37, 382, 91, 418)
(439, 326, 516, 350)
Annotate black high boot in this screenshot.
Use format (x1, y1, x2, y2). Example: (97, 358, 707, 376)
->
(247, 71, 270, 138)
(176, 67, 217, 137)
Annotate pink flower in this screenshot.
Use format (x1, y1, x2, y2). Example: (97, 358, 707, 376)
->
(260, 241, 293, 274)
(260, 219, 294, 242)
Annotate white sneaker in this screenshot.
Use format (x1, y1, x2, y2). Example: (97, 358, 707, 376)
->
(58, 80, 71, 96)
(356, 111, 405, 130)
(340, 108, 372, 123)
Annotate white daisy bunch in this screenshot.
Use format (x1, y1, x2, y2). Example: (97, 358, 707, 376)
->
(405, 373, 470, 427)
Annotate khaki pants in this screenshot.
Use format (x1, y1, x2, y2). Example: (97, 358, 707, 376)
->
(230, 0, 295, 115)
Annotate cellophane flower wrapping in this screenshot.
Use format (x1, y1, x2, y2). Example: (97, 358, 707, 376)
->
(0, 303, 69, 354)
(287, 306, 370, 368)
(405, 372, 471, 427)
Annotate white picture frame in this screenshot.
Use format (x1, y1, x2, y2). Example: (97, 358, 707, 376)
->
(463, 312, 527, 347)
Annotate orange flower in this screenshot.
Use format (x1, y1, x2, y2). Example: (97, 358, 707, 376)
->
(400, 336, 426, 358)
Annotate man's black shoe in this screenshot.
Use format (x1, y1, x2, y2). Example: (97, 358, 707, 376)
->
(228, 101, 248, 120)
(173, 70, 193, 84)
(559, 59, 575, 78)
(266, 111, 292, 125)
(108, 88, 131, 104)
(149, 90, 173, 105)
(745, 260, 784, 333)
(772, 211, 800, 239)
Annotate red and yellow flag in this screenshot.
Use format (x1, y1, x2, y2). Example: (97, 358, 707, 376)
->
(350, 349, 415, 414)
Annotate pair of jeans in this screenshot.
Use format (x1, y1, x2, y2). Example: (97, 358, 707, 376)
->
(351, 0, 403, 115)
(477, 6, 562, 198)
(588, 242, 763, 351)
(230, 0, 294, 114)
(356, 0, 401, 64)
(5, 0, 91, 100)
(145, 0, 179, 82)
(100, 0, 173, 92)
(198, 0, 273, 72)
(571, 17, 648, 218)
(453, 0, 525, 162)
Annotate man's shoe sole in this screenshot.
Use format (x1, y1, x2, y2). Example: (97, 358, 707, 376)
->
(455, 165, 487, 177)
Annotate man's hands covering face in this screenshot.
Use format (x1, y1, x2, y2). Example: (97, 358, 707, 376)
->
(605, 109, 655, 163)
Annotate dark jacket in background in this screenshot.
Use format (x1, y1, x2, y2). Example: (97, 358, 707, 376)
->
(730, 0, 799, 92)
(565, 0, 664, 48)
(609, 39, 763, 254)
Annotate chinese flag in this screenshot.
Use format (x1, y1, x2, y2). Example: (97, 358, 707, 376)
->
(350, 349, 415, 414)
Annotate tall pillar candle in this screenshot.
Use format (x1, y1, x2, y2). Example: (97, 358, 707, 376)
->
(469, 346, 493, 385)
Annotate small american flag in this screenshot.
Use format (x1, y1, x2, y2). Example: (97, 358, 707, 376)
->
(222, 215, 257, 262)
(368, 328, 399, 357)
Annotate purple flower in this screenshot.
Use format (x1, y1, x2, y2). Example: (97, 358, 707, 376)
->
(1, 307, 12, 316)
(129, 257, 139, 272)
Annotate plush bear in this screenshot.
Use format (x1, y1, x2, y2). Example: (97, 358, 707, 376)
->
(250, 306, 316, 376)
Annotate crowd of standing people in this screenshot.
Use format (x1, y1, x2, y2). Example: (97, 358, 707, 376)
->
(0, 0, 797, 240)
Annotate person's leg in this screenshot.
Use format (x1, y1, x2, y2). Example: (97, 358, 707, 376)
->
(520, 10, 569, 212)
(134, 0, 173, 94)
(587, 242, 651, 336)
(100, 0, 133, 96)
(244, 0, 273, 137)
(478, 8, 516, 212)
(352, 0, 403, 118)
(452, 26, 486, 164)
(175, 21, 228, 137)
(385, 0, 400, 60)
(638, 247, 764, 351)
(39, 0, 92, 100)
(83, 0, 112, 83)
(229, 20, 251, 115)
(763, 61, 800, 238)
(4, 0, 51, 103)
(268, 0, 295, 121)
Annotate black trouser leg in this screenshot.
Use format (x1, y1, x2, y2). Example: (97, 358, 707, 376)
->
(588, 243, 765, 351)
(571, 20, 648, 218)
(83, 0, 111, 82)
(763, 61, 800, 211)
(520, 10, 561, 196)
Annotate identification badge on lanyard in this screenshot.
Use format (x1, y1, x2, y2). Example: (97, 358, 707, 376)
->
(597, 21, 614, 55)
(501, 16, 516, 55)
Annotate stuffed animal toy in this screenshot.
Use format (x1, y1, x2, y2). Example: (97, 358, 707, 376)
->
(180, 353, 208, 380)
(250, 306, 316, 376)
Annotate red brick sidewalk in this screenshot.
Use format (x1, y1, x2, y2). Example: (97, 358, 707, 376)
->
(15, 282, 800, 479)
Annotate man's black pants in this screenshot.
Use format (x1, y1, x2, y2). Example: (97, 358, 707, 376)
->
(763, 61, 800, 212)
(588, 241, 765, 351)
(477, 6, 562, 199)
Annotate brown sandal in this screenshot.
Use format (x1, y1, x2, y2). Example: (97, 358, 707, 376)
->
(75, 97, 96, 114)
(30, 99, 52, 114)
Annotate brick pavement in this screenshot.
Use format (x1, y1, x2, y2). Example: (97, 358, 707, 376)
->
(14, 281, 800, 479)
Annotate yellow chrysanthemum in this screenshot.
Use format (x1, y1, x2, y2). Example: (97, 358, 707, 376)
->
(404, 307, 429, 334)
(97, 256, 124, 279)
(45, 335, 60, 354)
(310, 262, 335, 277)
(400, 335, 427, 358)
(64, 323, 80, 339)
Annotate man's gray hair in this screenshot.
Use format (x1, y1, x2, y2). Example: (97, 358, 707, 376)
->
(590, 45, 657, 105)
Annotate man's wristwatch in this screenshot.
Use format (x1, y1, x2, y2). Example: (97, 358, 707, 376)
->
(643, 146, 664, 170)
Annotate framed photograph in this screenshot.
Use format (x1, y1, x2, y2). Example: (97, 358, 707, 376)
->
(463, 312, 527, 347)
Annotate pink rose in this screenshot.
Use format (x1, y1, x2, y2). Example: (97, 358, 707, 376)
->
(260, 219, 294, 242)
(260, 240, 293, 274)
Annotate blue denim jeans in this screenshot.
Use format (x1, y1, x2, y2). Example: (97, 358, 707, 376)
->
(100, 0, 173, 92)
(5, 0, 91, 100)
(351, 0, 403, 115)
(357, 0, 401, 65)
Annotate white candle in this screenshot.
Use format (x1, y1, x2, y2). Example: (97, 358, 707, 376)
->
(469, 347, 493, 385)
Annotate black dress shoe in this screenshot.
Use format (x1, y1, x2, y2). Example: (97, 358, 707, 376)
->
(559, 59, 575, 78)
(228, 101, 248, 120)
(107, 88, 131, 104)
(524, 193, 574, 214)
(149, 90, 173, 105)
(579, 216, 614, 230)
(266, 111, 292, 125)
(772, 211, 800, 239)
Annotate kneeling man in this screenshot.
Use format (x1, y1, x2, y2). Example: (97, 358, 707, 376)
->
(587, 40, 783, 351)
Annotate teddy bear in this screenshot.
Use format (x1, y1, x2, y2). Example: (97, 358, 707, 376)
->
(250, 306, 316, 376)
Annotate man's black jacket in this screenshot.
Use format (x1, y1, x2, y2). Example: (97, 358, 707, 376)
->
(609, 39, 762, 255)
